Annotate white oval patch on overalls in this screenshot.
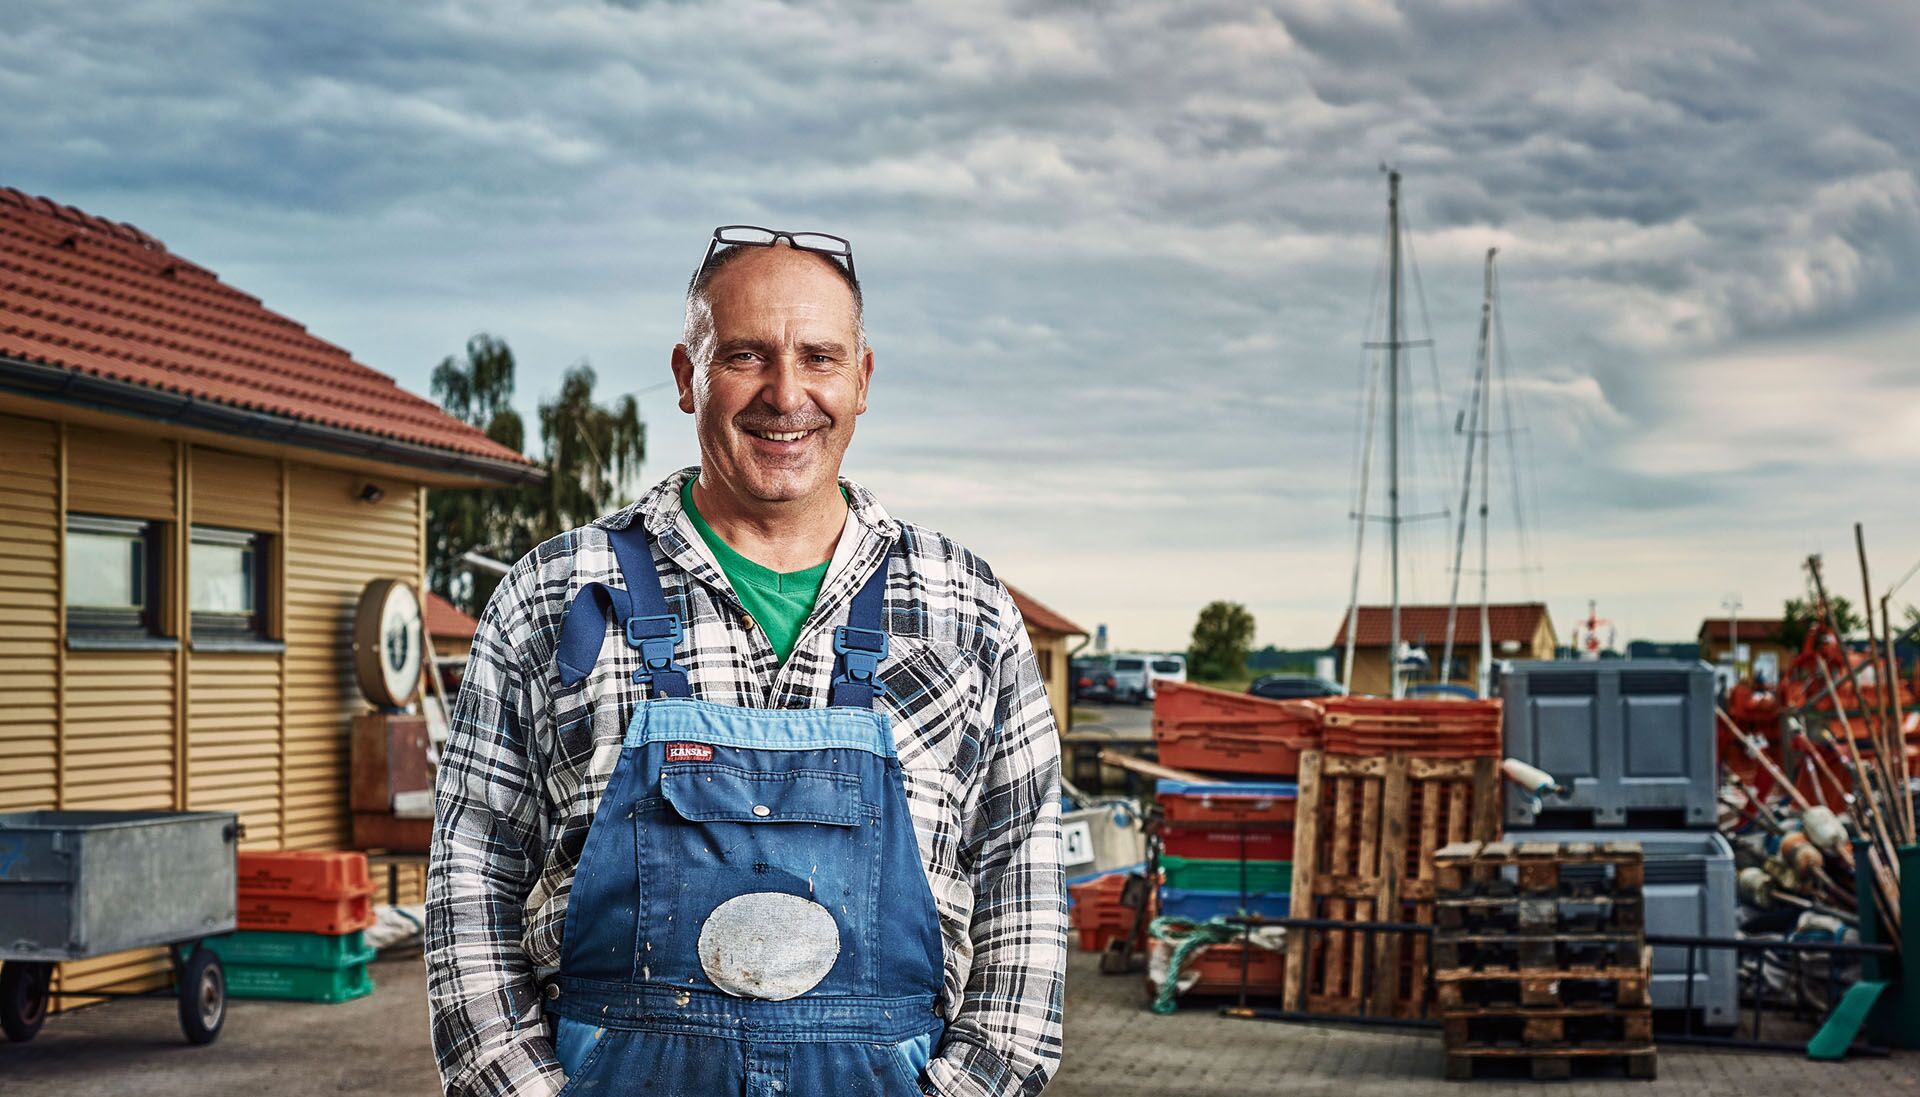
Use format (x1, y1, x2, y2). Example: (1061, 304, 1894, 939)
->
(696, 892, 840, 1000)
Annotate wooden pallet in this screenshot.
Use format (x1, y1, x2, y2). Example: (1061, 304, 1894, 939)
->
(1433, 839, 1644, 897)
(1441, 1006, 1652, 1047)
(1433, 954, 1653, 1010)
(1433, 930, 1644, 972)
(1444, 1044, 1657, 1082)
(1434, 892, 1644, 933)
(1281, 750, 1500, 1017)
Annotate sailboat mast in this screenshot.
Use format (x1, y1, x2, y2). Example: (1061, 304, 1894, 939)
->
(1477, 253, 1497, 698)
(1387, 170, 1403, 699)
(1442, 246, 1496, 689)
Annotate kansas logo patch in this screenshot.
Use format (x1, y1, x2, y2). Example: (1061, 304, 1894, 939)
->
(665, 742, 715, 762)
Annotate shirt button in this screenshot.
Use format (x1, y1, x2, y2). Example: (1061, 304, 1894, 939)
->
(741, 613, 756, 631)
(752, 805, 771, 817)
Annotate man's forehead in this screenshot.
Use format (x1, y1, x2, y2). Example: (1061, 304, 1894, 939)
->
(704, 248, 858, 324)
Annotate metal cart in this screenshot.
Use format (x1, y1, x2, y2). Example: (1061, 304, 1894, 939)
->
(0, 810, 239, 1045)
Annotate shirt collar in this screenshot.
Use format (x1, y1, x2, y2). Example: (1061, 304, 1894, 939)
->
(597, 465, 900, 543)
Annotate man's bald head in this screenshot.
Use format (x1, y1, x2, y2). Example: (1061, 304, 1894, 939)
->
(682, 243, 864, 368)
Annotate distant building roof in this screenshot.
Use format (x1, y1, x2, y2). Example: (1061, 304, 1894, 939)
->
(425, 591, 479, 643)
(1007, 584, 1085, 637)
(0, 187, 534, 480)
(1698, 618, 1786, 643)
(1332, 603, 1552, 648)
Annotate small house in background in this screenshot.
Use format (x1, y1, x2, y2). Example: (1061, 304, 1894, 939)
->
(1332, 603, 1556, 697)
(1005, 583, 1087, 733)
(425, 590, 480, 693)
(1697, 617, 1790, 682)
(0, 187, 535, 999)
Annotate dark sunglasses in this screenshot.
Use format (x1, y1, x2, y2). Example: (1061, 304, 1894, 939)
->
(702, 225, 856, 279)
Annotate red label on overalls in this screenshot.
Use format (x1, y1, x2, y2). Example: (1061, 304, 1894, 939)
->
(665, 742, 714, 762)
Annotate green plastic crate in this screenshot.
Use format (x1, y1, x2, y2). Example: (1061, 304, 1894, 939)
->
(223, 961, 375, 1003)
(205, 930, 372, 969)
(1159, 855, 1292, 894)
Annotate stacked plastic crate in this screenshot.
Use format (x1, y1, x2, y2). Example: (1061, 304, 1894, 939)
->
(205, 850, 378, 1003)
(1148, 683, 1317, 998)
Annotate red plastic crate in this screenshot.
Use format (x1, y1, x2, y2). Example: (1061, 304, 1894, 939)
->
(237, 850, 373, 899)
(1156, 787, 1297, 826)
(236, 891, 376, 936)
(1318, 697, 1503, 758)
(1148, 941, 1287, 998)
(1152, 682, 1320, 777)
(1160, 824, 1294, 861)
(1068, 872, 1137, 953)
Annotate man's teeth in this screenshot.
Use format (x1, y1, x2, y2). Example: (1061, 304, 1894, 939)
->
(753, 429, 810, 442)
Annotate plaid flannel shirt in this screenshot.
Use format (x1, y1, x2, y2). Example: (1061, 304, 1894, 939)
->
(427, 468, 1066, 1097)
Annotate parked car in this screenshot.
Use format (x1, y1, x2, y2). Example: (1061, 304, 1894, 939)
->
(1111, 655, 1154, 704)
(1149, 653, 1187, 688)
(1072, 658, 1118, 703)
(1248, 674, 1347, 701)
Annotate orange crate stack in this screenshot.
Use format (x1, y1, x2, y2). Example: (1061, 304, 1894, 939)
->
(1318, 697, 1502, 758)
(1068, 872, 1138, 953)
(236, 850, 377, 935)
(1151, 682, 1321, 777)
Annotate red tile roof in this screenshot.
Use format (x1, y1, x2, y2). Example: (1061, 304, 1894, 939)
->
(0, 187, 530, 470)
(1332, 603, 1551, 647)
(1698, 618, 1785, 643)
(425, 591, 480, 643)
(1007, 583, 1086, 637)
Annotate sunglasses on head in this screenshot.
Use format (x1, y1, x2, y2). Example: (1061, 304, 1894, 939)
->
(702, 225, 856, 279)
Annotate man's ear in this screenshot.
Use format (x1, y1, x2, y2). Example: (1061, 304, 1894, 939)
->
(854, 345, 874, 415)
(671, 345, 697, 414)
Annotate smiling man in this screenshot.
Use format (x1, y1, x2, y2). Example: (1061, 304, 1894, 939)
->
(427, 227, 1067, 1097)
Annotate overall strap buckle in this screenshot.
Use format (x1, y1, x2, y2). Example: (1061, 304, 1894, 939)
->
(832, 625, 889, 694)
(625, 614, 688, 688)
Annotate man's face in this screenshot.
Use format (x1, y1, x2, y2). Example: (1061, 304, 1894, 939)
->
(673, 246, 872, 508)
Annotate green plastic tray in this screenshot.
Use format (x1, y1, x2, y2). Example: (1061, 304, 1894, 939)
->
(223, 962, 375, 1003)
(205, 930, 373, 969)
(1159, 855, 1292, 894)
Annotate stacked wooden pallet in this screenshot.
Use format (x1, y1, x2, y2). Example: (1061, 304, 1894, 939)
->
(1431, 840, 1656, 1082)
(1281, 750, 1501, 1017)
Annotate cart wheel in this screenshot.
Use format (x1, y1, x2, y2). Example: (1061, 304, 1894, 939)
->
(177, 948, 226, 1046)
(0, 961, 53, 1043)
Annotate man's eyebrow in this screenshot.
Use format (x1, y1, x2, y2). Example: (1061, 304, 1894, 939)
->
(715, 337, 778, 356)
(799, 339, 850, 356)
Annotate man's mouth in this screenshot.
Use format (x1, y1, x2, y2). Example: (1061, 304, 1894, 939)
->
(744, 427, 821, 443)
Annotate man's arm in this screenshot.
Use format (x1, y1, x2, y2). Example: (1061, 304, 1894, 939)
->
(924, 585, 1068, 1097)
(426, 577, 565, 1097)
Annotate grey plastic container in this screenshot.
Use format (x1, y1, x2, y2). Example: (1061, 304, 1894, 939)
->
(1519, 827, 1737, 1027)
(0, 810, 238, 962)
(1502, 660, 1716, 829)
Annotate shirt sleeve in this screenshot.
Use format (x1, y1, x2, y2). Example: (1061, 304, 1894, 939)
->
(923, 584, 1068, 1097)
(426, 569, 567, 1097)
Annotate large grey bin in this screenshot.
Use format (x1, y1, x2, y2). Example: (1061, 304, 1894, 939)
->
(0, 810, 238, 962)
(1502, 660, 1716, 829)
(1519, 827, 1737, 1026)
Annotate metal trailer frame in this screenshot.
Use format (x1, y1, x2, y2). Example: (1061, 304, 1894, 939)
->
(0, 810, 239, 1045)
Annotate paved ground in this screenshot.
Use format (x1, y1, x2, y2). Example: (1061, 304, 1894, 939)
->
(4, 949, 1915, 1096)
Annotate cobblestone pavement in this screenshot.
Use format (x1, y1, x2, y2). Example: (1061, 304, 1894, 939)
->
(2, 949, 1915, 1096)
(1053, 949, 1920, 1097)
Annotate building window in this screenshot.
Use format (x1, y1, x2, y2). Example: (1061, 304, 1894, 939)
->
(190, 526, 268, 640)
(65, 514, 163, 638)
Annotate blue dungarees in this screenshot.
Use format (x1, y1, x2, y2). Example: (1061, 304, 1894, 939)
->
(545, 521, 944, 1097)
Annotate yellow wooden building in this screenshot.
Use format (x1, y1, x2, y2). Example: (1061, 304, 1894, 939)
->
(0, 187, 534, 998)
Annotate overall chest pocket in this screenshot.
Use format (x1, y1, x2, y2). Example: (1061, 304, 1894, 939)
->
(636, 760, 887, 991)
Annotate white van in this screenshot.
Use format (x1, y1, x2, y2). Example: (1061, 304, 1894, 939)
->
(1149, 653, 1187, 688)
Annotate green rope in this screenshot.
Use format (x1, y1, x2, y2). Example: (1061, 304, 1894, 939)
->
(1147, 915, 1246, 1015)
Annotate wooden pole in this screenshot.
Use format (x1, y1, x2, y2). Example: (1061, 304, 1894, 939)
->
(1881, 593, 1915, 841)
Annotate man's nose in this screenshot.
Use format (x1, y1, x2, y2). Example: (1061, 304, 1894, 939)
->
(760, 357, 810, 415)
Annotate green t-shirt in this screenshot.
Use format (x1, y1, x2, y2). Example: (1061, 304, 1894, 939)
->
(681, 478, 835, 663)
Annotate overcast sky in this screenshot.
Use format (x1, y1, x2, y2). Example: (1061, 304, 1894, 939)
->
(6, 0, 1917, 650)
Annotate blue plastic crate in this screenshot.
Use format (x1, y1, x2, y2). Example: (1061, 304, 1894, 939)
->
(1155, 779, 1298, 798)
(1156, 886, 1290, 923)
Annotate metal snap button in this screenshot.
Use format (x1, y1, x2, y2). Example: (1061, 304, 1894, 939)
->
(543, 982, 561, 1000)
(752, 804, 771, 817)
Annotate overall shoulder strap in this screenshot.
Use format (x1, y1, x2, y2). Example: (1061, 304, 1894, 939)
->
(553, 522, 692, 697)
(828, 544, 893, 709)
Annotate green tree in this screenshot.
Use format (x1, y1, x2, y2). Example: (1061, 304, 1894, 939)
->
(427, 335, 646, 613)
(1779, 595, 1864, 650)
(1188, 601, 1256, 682)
